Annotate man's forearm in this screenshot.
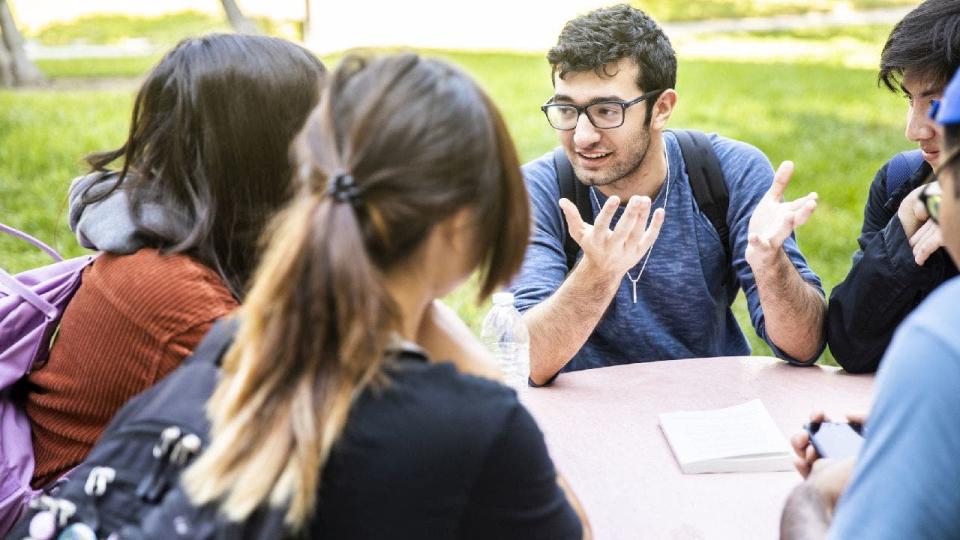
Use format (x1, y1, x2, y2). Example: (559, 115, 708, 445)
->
(753, 251, 826, 362)
(780, 482, 831, 540)
(524, 260, 620, 384)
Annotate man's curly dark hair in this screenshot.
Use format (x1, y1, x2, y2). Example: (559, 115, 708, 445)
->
(547, 4, 677, 118)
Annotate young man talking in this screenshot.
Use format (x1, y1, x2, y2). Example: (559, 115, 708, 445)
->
(510, 4, 826, 385)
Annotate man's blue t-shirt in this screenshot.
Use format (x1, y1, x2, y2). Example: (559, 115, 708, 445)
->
(509, 131, 823, 373)
(828, 276, 960, 540)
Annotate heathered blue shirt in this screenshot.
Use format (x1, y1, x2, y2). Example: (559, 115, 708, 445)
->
(829, 276, 960, 540)
(510, 131, 823, 374)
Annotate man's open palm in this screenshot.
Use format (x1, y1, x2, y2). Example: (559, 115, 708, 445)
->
(746, 161, 817, 267)
(560, 194, 665, 277)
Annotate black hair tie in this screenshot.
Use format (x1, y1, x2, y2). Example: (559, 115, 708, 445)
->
(328, 173, 360, 204)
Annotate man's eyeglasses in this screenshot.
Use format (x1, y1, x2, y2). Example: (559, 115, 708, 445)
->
(541, 89, 663, 131)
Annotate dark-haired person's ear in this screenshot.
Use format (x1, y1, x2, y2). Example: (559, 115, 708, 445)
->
(649, 89, 677, 131)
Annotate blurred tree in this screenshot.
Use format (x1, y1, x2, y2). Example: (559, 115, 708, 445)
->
(220, 0, 260, 34)
(0, 30, 12, 86)
(303, 0, 311, 43)
(0, 0, 44, 87)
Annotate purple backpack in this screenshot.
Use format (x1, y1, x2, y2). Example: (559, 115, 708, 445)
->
(0, 222, 96, 535)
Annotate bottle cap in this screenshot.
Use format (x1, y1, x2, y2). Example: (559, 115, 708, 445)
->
(491, 291, 514, 306)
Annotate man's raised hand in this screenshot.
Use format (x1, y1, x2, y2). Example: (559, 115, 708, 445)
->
(559, 194, 665, 278)
(746, 161, 818, 268)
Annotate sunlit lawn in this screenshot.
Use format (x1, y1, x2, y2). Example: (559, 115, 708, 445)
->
(637, 0, 917, 21)
(1, 26, 909, 364)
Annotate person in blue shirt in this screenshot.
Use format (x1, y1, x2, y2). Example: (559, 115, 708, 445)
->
(510, 4, 826, 385)
(781, 67, 960, 540)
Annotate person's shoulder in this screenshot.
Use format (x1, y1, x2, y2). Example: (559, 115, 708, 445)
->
(521, 150, 556, 178)
(522, 150, 562, 199)
(902, 276, 960, 349)
(685, 132, 775, 202)
(96, 248, 219, 282)
(389, 355, 519, 423)
(876, 149, 930, 200)
(910, 275, 960, 317)
(704, 132, 771, 172)
(878, 148, 926, 169)
(91, 249, 236, 308)
(875, 149, 929, 182)
(878, 276, 960, 392)
(871, 278, 960, 429)
(400, 356, 515, 400)
(668, 130, 773, 190)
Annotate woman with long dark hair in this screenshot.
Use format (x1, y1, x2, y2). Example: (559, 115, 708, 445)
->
(22, 33, 326, 488)
(168, 53, 590, 538)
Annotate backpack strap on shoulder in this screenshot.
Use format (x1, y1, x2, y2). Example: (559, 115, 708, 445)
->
(185, 317, 239, 367)
(671, 129, 731, 261)
(553, 147, 592, 272)
(885, 149, 925, 199)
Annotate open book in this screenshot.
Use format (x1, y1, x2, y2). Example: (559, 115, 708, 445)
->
(659, 399, 793, 474)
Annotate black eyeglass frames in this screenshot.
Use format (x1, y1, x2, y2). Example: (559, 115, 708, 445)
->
(541, 89, 663, 131)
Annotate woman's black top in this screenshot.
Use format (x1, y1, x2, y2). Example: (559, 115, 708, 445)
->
(139, 348, 583, 540)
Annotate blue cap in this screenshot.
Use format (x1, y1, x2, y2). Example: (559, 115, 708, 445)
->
(932, 69, 960, 125)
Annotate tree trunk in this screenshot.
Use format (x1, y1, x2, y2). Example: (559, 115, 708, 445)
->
(0, 0, 44, 86)
(303, 0, 311, 43)
(0, 35, 14, 87)
(220, 0, 260, 35)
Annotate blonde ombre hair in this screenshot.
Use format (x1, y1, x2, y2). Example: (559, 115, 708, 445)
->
(182, 53, 530, 531)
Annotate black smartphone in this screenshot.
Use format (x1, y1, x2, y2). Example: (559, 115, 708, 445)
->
(804, 421, 864, 460)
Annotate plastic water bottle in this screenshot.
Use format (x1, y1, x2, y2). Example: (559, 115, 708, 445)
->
(480, 292, 530, 392)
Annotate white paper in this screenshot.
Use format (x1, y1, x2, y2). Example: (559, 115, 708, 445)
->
(659, 399, 792, 474)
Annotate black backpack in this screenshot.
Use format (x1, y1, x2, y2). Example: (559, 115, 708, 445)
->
(8, 319, 239, 540)
(555, 129, 730, 271)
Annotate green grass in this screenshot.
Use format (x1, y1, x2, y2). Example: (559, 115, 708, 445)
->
(18, 1, 916, 56)
(722, 23, 895, 41)
(0, 26, 910, 365)
(29, 10, 299, 47)
(0, 89, 131, 270)
(672, 23, 895, 71)
(35, 56, 161, 79)
(638, 0, 918, 22)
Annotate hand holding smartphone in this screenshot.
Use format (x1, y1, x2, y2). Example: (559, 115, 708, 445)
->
(803, 421, 864, 460)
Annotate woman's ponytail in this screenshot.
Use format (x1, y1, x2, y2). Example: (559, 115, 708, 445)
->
(184, 188, 397, 527)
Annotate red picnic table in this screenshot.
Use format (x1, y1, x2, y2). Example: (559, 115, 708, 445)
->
(521, 356, 875, 540)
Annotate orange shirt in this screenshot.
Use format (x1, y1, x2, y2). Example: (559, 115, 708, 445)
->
(24, 249, 238, 487)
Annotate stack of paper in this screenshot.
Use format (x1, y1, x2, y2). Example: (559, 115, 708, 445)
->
(659, 399, 793, 474)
